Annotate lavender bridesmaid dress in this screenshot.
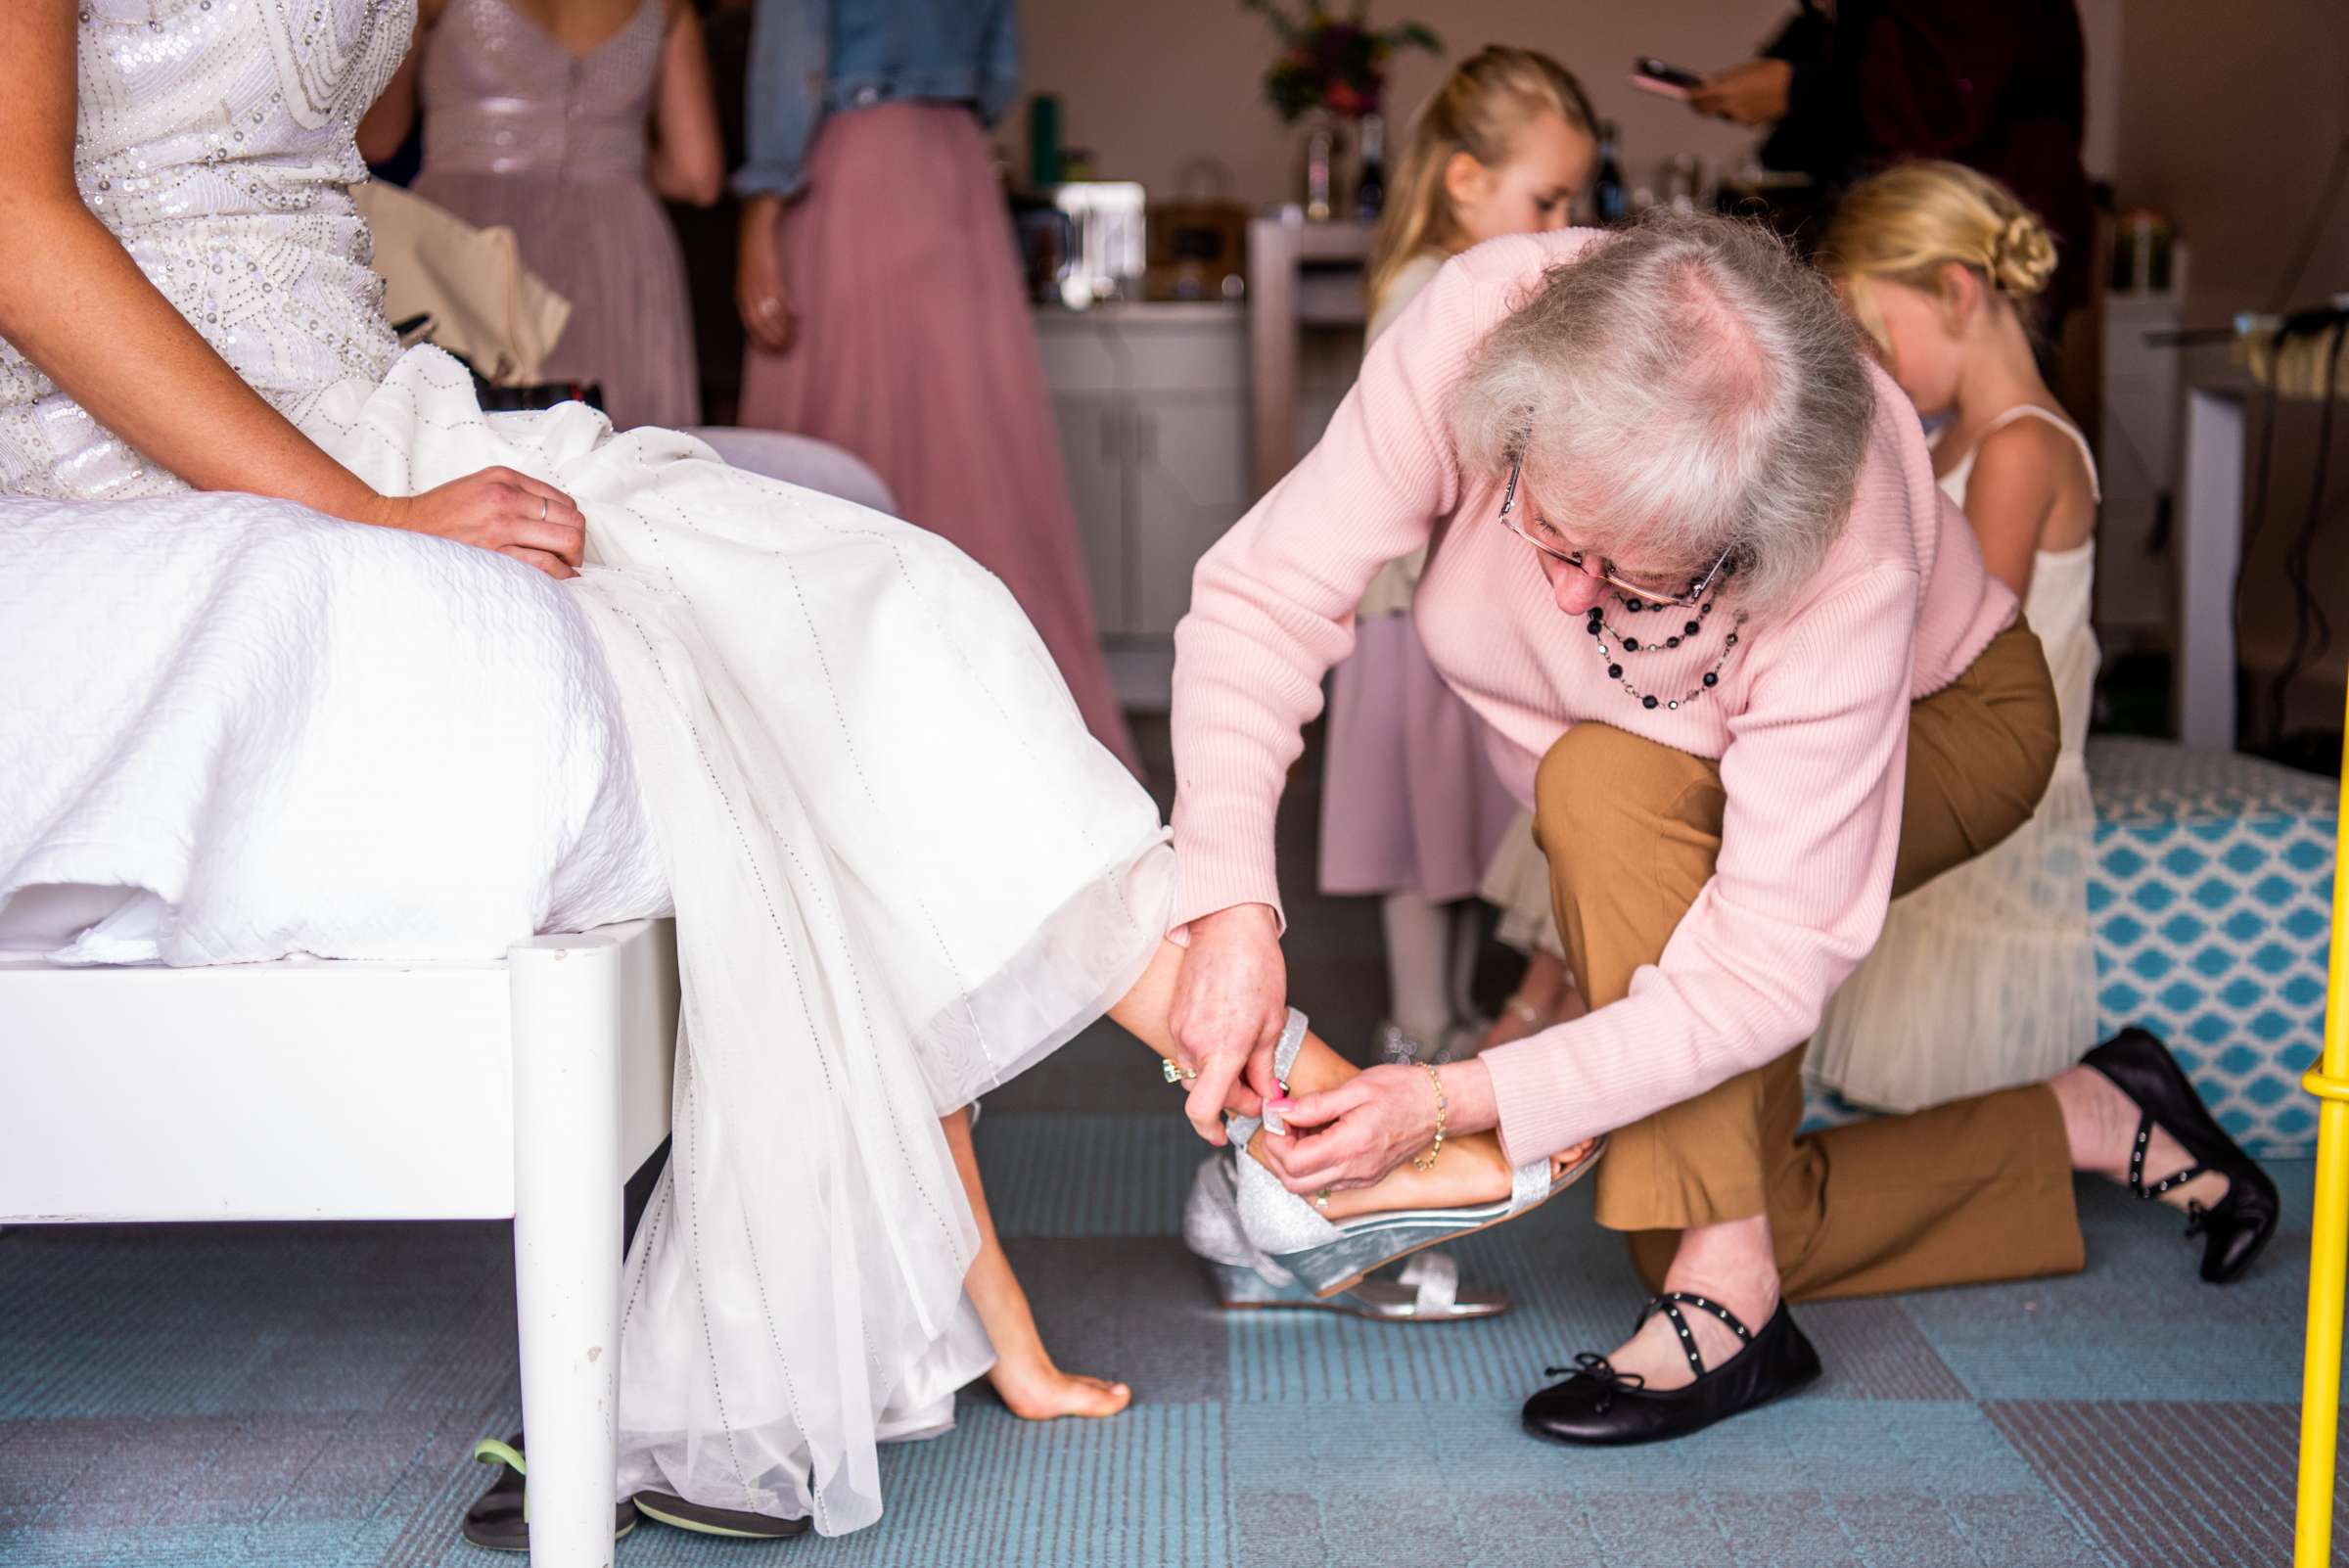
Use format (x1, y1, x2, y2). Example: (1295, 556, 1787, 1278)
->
(414, 0, 700, 430)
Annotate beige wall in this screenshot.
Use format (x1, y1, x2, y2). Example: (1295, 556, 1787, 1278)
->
(2109, 0, 2349, 721)
(1015, 0, 2349, 724)
(2110, 0, 2349, 320)
(1018, 0, 1788, 209)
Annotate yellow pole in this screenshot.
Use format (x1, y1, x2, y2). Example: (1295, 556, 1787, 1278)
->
(2295, 690, 2349, 1568)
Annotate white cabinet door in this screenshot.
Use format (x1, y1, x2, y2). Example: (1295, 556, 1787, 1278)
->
(1051, 393, 1129, 634)
(1127, 395, 1249, 635)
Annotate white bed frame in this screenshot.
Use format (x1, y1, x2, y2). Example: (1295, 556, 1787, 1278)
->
(0, 918, 679, 1568)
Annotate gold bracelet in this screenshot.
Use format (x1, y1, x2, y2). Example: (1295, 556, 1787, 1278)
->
(1412, 1063, 1448, 1172)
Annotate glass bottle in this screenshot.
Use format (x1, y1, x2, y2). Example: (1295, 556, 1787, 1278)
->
(1355, 113, 1387, 221)
(1592, 120, 1627, 226)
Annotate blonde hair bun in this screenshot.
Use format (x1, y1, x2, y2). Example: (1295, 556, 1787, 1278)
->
(1822, 160, 2063, 327)
(1991, 210, 2057, 298)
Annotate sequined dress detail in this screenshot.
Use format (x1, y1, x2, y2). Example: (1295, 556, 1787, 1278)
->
(0, 0, 403, 499)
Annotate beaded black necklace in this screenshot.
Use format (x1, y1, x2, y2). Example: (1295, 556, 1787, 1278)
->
(1584, 585, 1752, 713)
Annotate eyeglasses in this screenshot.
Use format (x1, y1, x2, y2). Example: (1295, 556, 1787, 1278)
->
(1497, 455, 1733, 610)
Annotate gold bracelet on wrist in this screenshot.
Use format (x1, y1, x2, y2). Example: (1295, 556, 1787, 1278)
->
(1412, 1062, 1448, 1172)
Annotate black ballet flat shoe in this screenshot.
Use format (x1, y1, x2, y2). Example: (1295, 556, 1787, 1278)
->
(1520, 1291, 1820, 1447)
(2083, 1027, 2281, 1284)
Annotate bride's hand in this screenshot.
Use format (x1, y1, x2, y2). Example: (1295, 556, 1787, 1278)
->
(370, 467, 587, 580)
(1167, 903, 1283, 1144)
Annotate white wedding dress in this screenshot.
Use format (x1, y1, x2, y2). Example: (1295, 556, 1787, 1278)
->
(0, 0, 1174, 1537)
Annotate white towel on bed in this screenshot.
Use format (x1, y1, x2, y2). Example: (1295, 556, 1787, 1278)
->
(0, 491, 669, 964)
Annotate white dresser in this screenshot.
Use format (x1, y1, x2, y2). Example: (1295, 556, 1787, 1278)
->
(1035, 302, 1249, 708)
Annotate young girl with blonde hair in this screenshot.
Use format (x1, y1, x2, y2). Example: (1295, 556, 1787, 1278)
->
(1810, 160, 2103, 1110)
(1319, 45, 1598, 1070)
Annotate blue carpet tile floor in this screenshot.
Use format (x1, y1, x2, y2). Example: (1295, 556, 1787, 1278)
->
(2, 719, 2339, 1568)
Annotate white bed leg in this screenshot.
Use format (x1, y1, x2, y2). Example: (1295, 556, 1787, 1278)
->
(508, 939, 625, 1568)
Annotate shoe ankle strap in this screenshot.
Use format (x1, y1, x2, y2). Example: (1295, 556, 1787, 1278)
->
(1273, 1008, 1309, 1087)
(1640, 1291, 1756, 1379)
(2127, 1111, 2208, 1199)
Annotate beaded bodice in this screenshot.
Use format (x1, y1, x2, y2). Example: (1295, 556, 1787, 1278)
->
(0, 0, 411, 500)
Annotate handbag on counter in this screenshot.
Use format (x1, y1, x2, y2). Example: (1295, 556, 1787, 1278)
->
(353, 178, 583, 402)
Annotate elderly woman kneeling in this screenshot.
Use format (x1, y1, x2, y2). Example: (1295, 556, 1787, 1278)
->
(1165, 210, 2275, 1445)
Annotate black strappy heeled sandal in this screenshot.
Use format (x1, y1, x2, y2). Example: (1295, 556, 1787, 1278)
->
(1520, 1289, 1820, 1447)
(2083, 1028, 2280, 1283)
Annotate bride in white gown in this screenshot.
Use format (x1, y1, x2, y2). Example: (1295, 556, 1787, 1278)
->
(0, 0, 1569, 1538)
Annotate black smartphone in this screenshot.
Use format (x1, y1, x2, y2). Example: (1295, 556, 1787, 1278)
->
(1633, 57, 1706, 98)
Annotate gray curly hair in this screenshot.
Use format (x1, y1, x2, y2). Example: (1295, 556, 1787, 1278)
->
(1450, 208, 1876, 612)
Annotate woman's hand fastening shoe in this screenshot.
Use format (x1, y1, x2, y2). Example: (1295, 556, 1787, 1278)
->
(1261, 1058, 1507, 1194)
(1260, 1063, 1455, 1193)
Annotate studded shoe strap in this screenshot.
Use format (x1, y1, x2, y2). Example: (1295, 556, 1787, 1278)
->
(2127, 1112, 2207, 1199)
(1641, 1290, 1755, 1378)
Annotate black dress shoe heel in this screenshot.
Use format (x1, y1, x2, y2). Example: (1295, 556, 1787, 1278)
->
(1521, 1290, 1821, 1447)
(2083, 1027, 2281, 1284)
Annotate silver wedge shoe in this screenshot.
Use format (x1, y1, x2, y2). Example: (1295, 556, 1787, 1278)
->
(1182, 1152, 1511, 1320)
(1228, 1007, 1604, 1298)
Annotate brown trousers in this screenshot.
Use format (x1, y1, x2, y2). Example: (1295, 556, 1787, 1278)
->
(1535, 623, 2086, 1301)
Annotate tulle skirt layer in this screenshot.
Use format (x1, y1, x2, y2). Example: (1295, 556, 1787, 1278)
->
(1808, 753, 2098, 1112)
(302, 348, 1173, 1535)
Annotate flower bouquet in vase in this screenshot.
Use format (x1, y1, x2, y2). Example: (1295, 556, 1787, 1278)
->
(1243, 1, 1439, 220)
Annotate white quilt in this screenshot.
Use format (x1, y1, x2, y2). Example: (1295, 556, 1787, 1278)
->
(0, 491, 668, 964)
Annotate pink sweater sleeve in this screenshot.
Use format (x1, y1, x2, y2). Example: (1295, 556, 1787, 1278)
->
(1168, 253, 1501, 933)
(1479, 565, 1922, 1162)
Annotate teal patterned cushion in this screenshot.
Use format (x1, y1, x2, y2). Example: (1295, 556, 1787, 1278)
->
(2087, 739, 2336, 1157)
(1803, 740, 2338, 1157)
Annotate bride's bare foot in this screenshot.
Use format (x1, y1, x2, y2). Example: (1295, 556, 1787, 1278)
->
(988, 1353, 1132, 1420)
(943, 1108, 1131, 1422)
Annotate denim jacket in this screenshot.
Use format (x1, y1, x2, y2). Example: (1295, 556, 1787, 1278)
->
(736, 0, 1021, 201)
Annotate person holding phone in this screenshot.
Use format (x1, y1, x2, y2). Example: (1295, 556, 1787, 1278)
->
(1681, 0, 2095, 323)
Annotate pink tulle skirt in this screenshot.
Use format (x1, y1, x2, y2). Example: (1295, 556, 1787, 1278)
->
(1318, 614, 1517, 900)
(738, 102, 1136, 772)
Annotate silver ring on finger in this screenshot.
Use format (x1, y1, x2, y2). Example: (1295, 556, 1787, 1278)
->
(539, 496, 548, 522)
